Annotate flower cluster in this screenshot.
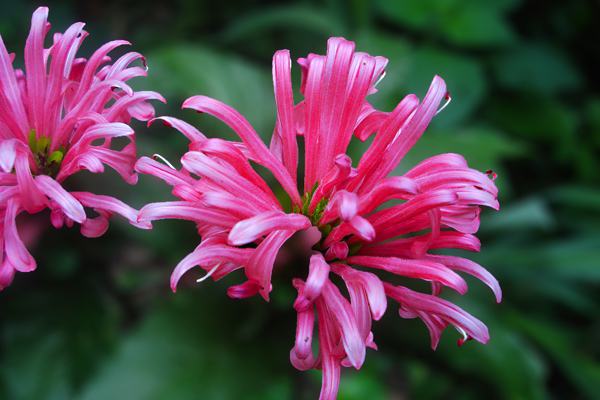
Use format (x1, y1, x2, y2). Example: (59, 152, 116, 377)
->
(138, 37, 501, 399)
(0, 7, 162, 288)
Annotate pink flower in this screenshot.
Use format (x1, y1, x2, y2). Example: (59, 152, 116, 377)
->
(138, 37, 500, 399)
(0, 7, 164, 289)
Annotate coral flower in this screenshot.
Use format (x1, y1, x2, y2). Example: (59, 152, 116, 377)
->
(138, 37, 500, 399)
(0, 7, 163, 289)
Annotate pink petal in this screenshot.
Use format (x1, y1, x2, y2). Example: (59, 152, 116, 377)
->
(245, 229, 295, 300)
(321, 190, 358, 224)
(351, 94, 419, 193)
(313, 38, 355, 182)
(324, 241, 349, 261)
(0, 139, 24, 172)
(357, 176, 418, 214)
(170, 244, 251, 291)
(3, 199, 36, 272)
(374, 76, 448, 184)
(14, 151, 46, 213)
(292, 303, 315, 361)
(182, 95, 301, 205)
(228, 211, 310, 246)
(135, 156, 194, 187)
(332, 263, 387, 321)
(139, 201, 238, 226)
(227, 280, 262, 299)
(24, 6, 49, 134)
(0, 37, 28, 135)
(35, 175, 85, 223)
(150, 116, 206, 143)
(272, 49, 298, 183)
(427, 254, 502, 303)
(348, 255, 468, 295)
(71, 191, 150, 229)
(385, 284, 489, 344)
(322, 280, 365, 369)
(181, 151, 278, 211)
(302, 55, 325, 191)
(294, 253, 330, 311)
(348, 215, 375, 242)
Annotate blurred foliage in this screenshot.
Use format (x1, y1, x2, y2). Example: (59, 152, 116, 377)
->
(1, 0, 599, 399)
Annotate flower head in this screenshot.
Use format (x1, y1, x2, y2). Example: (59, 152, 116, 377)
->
(138, 37, 500, 399)
(0, 7, 164, 289)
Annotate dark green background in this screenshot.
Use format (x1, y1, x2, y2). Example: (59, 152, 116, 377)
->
(1, 0, 599, 399)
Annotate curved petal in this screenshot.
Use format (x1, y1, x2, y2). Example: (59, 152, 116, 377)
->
(245, 229, 295, 301)
(322, 280, 365, 369)
(385, 284, 489, 344)
(272, 50, 298, 182)
(139, 201, 238, 227)
(294, 253, 330, 311)
(150, 116, 206, 143)
(228, 211, 310, 246)
(35, 175, 85, 223)
(4, 199, 36, 272)
(182, 95, 301, 205)
(348, 255, 468, 295)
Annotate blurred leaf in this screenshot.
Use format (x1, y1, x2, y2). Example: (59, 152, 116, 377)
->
(338, 367, 388, 400)
(0, 283, 119, 400)
(146, 45, 274, 137)
(375, 0, 517, 47)
(482, 197, 554, 232)
(353, 34, 486, 126)
(438, 326, 548, 400)
(492, 43, 581, 94)
(395, 126, 524, 174)
(585, 98, 600, 147)
(507, 313, 600, 400)
(219, 5, 345, 43)
(77, 293, 293, 400)
(407, 48, 487, 126)
(550, 185, 600, 211)
(487, 95, 577, 142)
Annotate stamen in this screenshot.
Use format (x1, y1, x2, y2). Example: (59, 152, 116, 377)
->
(196, 263, 220, 283)
(435, 93, 452, 116)
(374, 71, 387, 88)
(456, 326, 469, 346)
(485, 169, 498, 181)
(152, 153, 176, 169)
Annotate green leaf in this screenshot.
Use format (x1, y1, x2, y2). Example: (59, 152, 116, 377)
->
(145, 45, 274, 138)
(0, 283, 119, 400)
(77, 293, 293, 400)
(395, 126, 524, 174)
(407, 48, 487, 126)
(375, 0, 517, 47)
(482, 197, 554, 232)
(507, 313, 600, 400)
(219, 5, 345, 43)
(354, 34, 487, 126)
(438, 326, 548, 400)
(492, 43, 582, 94)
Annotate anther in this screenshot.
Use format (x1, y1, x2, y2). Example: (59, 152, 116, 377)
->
(196, 263, 221, 283)
(435, 93, 452, 116)
(152, 153, 176, 169)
